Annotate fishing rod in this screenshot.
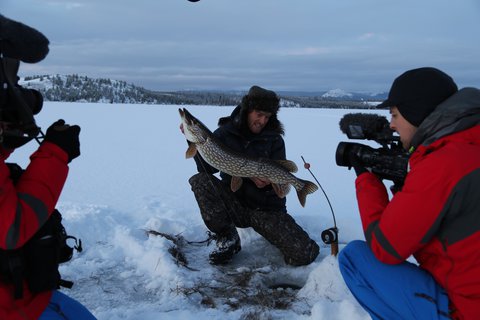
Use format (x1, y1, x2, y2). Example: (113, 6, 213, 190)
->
(301, 156, 339, 256)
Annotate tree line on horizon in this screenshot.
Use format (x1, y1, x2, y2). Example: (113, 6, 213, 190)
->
(22, 74, 377, 109)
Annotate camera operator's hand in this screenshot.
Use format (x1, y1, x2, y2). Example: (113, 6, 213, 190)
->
(44, 119, 80, 163)
(349, 152, 368, 176)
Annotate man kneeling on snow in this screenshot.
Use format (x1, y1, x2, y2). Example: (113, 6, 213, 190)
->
(182, 85, 319, 266)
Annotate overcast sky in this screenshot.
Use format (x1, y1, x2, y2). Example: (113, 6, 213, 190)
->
(3, 0, 480, 93)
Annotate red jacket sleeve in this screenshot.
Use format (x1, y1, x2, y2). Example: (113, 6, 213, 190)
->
(355, 147, 456, 264)
(0, 142, 69, 250)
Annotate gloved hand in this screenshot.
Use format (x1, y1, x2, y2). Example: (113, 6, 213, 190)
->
(44, 119, 80, 162)
(348, 151, 368, 176)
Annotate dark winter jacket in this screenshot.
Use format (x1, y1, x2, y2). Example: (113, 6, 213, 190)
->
(0, 142, 69, 320)
(194, 105, 287, 212)
(355, 88, 480, 320)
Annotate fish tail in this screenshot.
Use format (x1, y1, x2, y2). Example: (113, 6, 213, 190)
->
(296, 179, 318, 207)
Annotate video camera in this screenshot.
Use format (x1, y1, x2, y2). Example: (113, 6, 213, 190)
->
(335, 113, 409, 189)
(0, 14, 49, 148)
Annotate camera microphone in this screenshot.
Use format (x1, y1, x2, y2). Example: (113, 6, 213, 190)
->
(339, 113, 390, 140)
(0, 14, 50, 63)
(336, 112, 409, 187)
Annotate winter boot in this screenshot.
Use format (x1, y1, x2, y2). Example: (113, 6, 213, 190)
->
(209, 231, 241, 265)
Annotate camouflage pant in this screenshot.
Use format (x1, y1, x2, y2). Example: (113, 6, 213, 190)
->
(189, 172, 319, 266)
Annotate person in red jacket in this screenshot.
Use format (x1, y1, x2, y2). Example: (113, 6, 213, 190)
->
(338, 67, 480, 320)
(1, 14, 96, 320)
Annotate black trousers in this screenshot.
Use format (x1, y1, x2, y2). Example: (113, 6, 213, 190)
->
(189, 172, 319, 266)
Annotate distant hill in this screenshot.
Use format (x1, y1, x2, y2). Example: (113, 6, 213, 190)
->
(278, 89, 386, 100)
(280, 88, 386, 109)
(20, 74, 242, 106)
(20, 74, 385, 109)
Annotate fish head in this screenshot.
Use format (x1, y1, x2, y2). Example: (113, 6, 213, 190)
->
(179, 108, 211, 144)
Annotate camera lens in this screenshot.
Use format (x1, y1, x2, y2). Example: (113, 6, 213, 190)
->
(21, 88, 43, 115)
(335, 142, 350, 167)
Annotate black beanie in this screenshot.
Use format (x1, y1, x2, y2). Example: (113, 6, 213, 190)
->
(377, 67, 458, 127)
(243, 85, 280, 114)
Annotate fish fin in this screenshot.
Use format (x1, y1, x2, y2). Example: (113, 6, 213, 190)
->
(185, 143, 197, 158)
(230, 176, 243, 192)
(272, 183, 291, 198)
(275, 160, 298, 173)
(296, 179, 318, 207)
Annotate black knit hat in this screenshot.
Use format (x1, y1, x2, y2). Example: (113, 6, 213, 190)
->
(377, 67, 458, 127)
(243, 85, 280, 114)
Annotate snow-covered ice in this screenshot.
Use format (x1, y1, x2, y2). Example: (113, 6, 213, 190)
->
(9, 102, 387, 319)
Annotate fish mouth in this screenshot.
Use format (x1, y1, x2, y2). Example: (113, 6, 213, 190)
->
(179, 108, 195, 126)
(178, 107, 186, 120)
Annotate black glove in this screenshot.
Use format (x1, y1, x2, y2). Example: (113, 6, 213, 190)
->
(348, 151, 368, 176)
(44, 119, 80, 162)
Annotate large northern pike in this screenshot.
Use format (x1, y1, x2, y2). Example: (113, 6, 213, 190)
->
(179, 108, 318, 207)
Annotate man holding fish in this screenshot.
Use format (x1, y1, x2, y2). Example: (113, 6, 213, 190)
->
(180, 85, 319, 265)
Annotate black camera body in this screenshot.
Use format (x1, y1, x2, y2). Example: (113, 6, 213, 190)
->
(0, 56, 43, 148)
(0, 14, 50, 148)
(335, 113, 410, 188)
(1, 58, 43, 120)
